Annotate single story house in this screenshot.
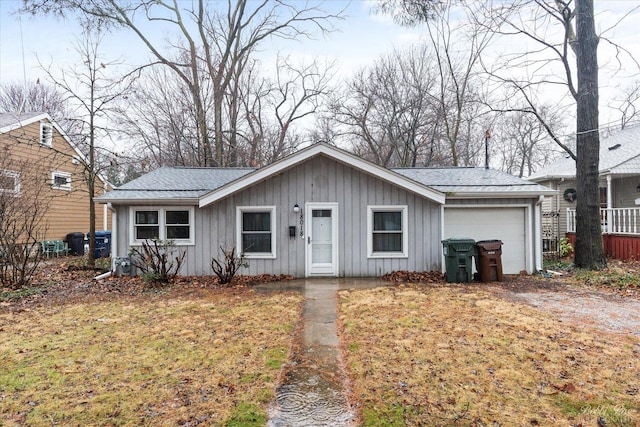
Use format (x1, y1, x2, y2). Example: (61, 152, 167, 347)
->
(528, 123, 640, 250)
(96, 143, 555, 277)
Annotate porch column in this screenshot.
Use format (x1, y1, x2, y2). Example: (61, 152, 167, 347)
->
(606, 175, 612, 233)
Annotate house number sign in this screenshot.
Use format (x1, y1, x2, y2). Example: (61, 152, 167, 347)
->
(299, 212, 304, 238)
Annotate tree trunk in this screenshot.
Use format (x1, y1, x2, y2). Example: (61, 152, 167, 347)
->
(574, 0, 606, 269)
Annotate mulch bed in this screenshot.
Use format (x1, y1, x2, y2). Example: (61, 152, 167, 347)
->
(1, 257, 294, 312)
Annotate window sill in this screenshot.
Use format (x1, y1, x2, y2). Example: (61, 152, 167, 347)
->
(131, 240, 195, 246)
(242, 253, 276, 259)
(368, 252, 408, 259)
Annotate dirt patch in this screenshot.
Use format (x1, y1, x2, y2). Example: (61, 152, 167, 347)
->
(481, 278, 640, 338)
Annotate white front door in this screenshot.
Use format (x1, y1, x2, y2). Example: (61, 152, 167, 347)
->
(305, 203, 338, 276)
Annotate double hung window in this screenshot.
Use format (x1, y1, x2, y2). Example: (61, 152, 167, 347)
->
(237, 206, 276, 258)
(0, 169, 20, 195)
(131, 207, 194, 245)
(367, 205, 408, 258)
(51, 171, 71, 191)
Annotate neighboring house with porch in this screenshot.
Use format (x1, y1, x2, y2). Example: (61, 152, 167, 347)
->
(0, 112, 111, 243)
(528, 123, 640, 259)
(97, 143, 554, 277)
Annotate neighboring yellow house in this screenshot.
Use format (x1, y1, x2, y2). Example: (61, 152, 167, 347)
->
(0, 112, 111, 243)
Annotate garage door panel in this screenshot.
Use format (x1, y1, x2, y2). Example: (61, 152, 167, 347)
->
(444, 208, 526, 274)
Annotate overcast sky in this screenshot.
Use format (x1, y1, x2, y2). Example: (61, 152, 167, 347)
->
(1, 0, 639, 130)
(0, 1, 420, 83)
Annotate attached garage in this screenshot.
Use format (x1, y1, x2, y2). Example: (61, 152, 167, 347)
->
(443, 206, 528, 274)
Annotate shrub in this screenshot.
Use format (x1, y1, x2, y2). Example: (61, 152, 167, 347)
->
(559, 237, 574, 258)
(129, 239, 186, 283)
(211, 247, 247, 285)
(0, 242, 42, 290)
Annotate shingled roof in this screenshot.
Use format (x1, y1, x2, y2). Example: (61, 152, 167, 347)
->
(97, 144, 554, 204)
(394, 167, 555, 197)
(0, 112, 49, 132)
(97, 167, 254, 203)
(528, 123, 640, 181)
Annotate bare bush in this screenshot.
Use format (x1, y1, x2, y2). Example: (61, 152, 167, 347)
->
(129, 239, 186, 283)
(0, 156, 50, 289)
(211, 247, 247, 285)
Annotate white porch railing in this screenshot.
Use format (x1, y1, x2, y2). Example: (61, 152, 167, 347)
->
(567, 208, 640, 235)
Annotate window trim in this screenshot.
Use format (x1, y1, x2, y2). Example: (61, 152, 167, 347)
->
(367, 205, 408, 258)
(0, 169, 20, 196)
(129, 206, 195, 246)
(236, 206, 277, 259)
(51, 171, 72, 191)
(40, 122, 53, 147)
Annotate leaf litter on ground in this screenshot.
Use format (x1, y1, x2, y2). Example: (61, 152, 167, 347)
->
(0, 259, 303, 426)
(339, 283, 640, 426)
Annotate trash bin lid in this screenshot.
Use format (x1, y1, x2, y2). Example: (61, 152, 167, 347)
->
(476, 240, 503, 251)
(442, 238, 476, 253)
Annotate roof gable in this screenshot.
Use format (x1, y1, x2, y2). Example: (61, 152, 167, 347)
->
(0, 112, 111, 189)
(198, 143, 446, 207)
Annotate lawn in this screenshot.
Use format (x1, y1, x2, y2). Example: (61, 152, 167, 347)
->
(339, 284, 640, 426)
(0, 288, 303, 426)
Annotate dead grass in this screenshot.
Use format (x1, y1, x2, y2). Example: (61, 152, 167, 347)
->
(0, 289, 303, 426)
(339, 284, 640, 426)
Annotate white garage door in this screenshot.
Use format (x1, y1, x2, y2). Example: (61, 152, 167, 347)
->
(444, 207, 527, 274)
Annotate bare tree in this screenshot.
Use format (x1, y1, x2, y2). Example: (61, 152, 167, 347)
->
(331, 47, 441, 167)
(234, 56, 335, 166)
(0, 145, 51, 288)
(22, 0, 343, 167)
(116, 64, 207, 168)
(425, 2, 493, 166)
(0, 81, 68, 118)
(378, 0, 611, 268)
(479, 0, 606, 268)
(38, 25, 132, 267)
(364, 1, 491, 167)
(331, 44, 488, 168)
(493, 107, 564, 177)
(611, 80, 640, 129)
(573, 0, 605, 269)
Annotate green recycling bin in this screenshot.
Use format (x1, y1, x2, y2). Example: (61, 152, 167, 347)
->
(442, 238, 476, 283)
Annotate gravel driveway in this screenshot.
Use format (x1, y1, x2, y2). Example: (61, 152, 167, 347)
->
(484, 278, 640, 337)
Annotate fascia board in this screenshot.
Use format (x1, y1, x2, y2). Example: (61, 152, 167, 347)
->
(199, 144, 446, 207)
(0, 113, 50, 134)
(94, 197, 200, 205)
(444, 190, 558, 199)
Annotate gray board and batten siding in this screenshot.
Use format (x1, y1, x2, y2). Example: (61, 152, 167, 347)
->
(111, 155, 442, 277)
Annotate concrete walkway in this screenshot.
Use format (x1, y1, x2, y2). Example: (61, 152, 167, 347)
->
(256, 279, 387, 427)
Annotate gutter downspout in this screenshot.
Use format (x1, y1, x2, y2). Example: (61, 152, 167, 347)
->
(534, 195, 544, 273)
(606, 175, 613, 234)
(103, 181, 109, 230)
(107, 203, 117, 272)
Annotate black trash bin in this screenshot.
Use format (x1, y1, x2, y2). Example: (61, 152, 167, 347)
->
(87, 230, 112, 258)
(442, 238, 476, 283)
(475, 240, 503, 282)
(65, 232, 85, 256)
